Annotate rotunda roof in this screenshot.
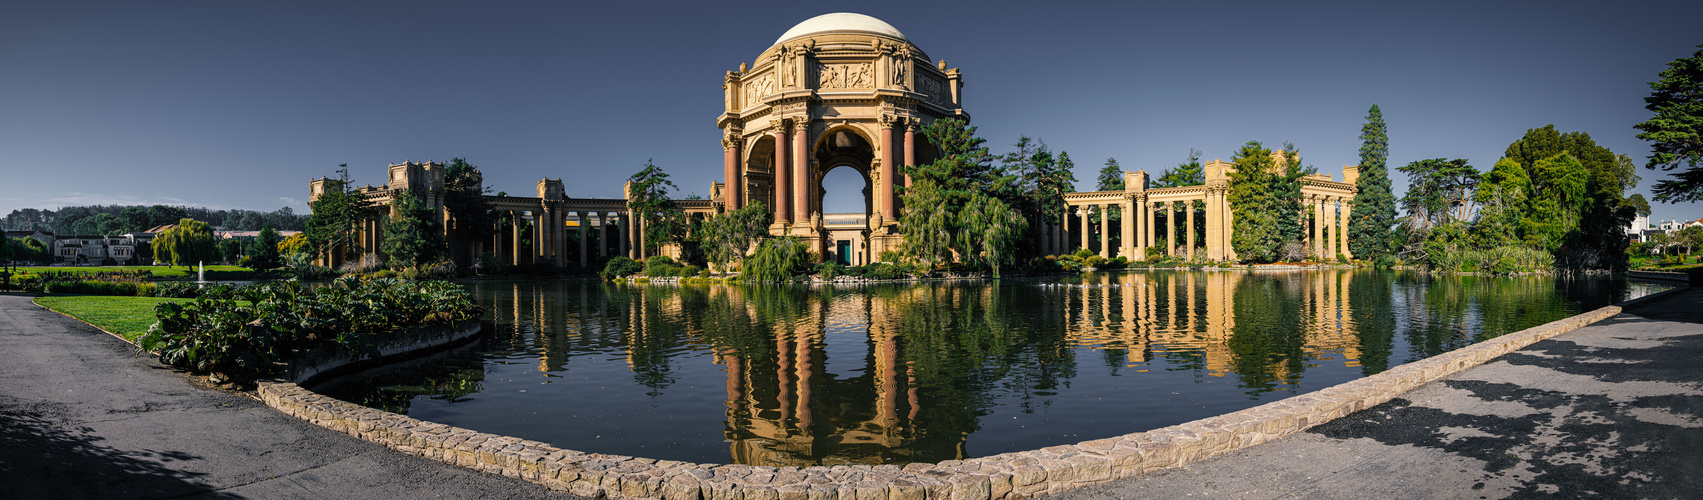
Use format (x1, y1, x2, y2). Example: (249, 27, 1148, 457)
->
(774, 13, 905, 45)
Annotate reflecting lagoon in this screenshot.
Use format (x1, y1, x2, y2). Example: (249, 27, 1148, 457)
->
(314, 270, 1678, 467)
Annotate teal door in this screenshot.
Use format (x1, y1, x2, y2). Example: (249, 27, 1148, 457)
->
(836, 240, 852, 265)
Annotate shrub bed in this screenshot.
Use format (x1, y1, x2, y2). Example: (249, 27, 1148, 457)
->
(136, 277, 484, 383)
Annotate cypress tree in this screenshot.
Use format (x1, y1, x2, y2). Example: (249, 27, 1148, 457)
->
(1349, 104, 1396, 261)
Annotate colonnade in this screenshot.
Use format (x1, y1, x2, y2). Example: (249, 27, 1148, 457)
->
(486, 207, 636, 267)
(1307, 194, 1354, 260)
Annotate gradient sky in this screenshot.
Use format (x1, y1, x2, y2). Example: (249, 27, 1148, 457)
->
(4, 1, 1700, 224)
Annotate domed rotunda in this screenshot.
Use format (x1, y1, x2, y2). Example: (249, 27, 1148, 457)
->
(715, 13, 968, 265)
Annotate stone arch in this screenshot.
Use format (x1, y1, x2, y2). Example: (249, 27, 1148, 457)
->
(810, 124, 877, 218)
(743, 134, 778, 212)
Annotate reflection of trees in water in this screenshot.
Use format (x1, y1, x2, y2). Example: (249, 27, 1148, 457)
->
(896, 283, 1078, 456)
(1227, 273, 1309, 396)
(1349, 271, 1396, 375)
(1392, 274, 1574, 362)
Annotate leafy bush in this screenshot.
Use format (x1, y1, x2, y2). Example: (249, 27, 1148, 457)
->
(678, 264, 702, 277)
(137, 278, 483, 382)
(1085, 255, 1107, 268)
(745, 237, 810, 282)
(1059, 259, 1084, 272)
(1073, 248, 1094, 260)
(645, 255, 678, 269)
(862, 262, 909, 280)
(601, 256, 643, 279)
(878, 250, 903, 264)
(644, 262, 680, 278)
(816, 262, 844, 280)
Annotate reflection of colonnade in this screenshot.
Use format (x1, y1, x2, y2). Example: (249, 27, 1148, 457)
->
(1059, 270, 1362, 379)
(1046, 159, 1360, 262)
(715, 290, 944, 467)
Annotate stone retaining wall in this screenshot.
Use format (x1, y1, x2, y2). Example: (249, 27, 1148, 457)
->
(255, 286, 1688, 500)
(285, 320, 483, 385)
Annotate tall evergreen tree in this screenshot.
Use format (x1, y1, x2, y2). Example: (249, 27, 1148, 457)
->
(443, 158, 496, 246)
(1348, 104, 1396, 261)
(1637, 44, 1703, 202)
(625, 160, 685, 257)
(247, 223, 284, 270)
(1097, 158, 1124, 191)
(1501, 125, 1634, 269)
(381, 189, 445, 270)
(305, 164, 375, 263)
(1227, 141, 1306, 262)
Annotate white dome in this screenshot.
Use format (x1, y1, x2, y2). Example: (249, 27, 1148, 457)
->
(774, 13, 905, 45)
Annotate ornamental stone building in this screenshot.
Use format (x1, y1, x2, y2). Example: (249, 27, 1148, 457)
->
(714, 13, 966, 265)
(315, 13, 1361, 269)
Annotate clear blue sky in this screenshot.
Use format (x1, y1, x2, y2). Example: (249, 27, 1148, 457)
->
(4, 1, 1700, 223)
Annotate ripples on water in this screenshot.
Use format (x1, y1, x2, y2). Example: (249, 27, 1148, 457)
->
(312, 270, 1677, 467)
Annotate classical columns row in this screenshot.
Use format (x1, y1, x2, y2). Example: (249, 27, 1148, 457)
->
(1308, 195, 1354, 260)
(764, 120, 815, 226)
(489, 208, 638, 267)
(877, 118, 919, 221)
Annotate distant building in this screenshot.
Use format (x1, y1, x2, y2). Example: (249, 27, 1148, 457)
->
(5, 229, 157, 265)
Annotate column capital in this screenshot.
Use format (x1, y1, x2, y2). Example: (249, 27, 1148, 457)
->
(878, 114, 899, 128)
(792, 119, 811, 133)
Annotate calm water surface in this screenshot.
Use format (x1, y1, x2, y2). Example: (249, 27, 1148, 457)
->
(313, 270, 1678, 466)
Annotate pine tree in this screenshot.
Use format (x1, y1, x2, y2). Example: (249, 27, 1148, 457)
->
(1097, 158, 1124, 191)
(247, 223, 284, 270)
(1349, 104, 1396, 261)
(381, 189, 445, 270)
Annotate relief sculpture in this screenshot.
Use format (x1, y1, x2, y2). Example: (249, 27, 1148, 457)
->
(742, 73, 775, 108)
(816, 62, 872, 89)
(891, 59, 907, 88)
(917, 75, 948, 105)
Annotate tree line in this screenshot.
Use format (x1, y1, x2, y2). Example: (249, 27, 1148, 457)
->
(2, 204, 307, 235)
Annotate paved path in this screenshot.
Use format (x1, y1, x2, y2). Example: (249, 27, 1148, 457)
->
(1046, 287, 1703, 499)
(0, 292, 581, 499)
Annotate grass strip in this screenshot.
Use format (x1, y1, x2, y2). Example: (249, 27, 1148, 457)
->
(34, 295, 193, 341)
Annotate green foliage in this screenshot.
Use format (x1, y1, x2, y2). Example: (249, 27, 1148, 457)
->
(1498, 125, 1634, 269)
(8, 236, 51, 264)
(601, 256, 643, 279)
(1096, 157, 1124, 191)
(137, 279, 482, 381)
(1227, 141, 1307, 262)
(151, 218, 215, 268)
(1626, 193, 1653, 218)
(954, 192, 1029, 277)
(380, 189, 446, 270)
(1349, 104, 1397, 261)
(305, 164, 375, 262)
(247, 223, 285, 270)
(744, 237, 809, 282)
(626, 159, 687, 256)
(443, 158, 497, 242)
(1636, 44, 1703, 202)
(901, 120, 1032, 268)
(815, 261, 844, 280)
(1154, 148, 1205, 188)
(701, 201, 771, 269)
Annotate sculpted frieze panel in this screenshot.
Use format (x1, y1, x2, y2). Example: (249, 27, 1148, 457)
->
(743, 72, 775, 108)
(817, 62, 873, 89)
(917, 75, 949, 106)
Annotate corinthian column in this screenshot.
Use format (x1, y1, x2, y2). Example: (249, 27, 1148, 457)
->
(880, 115, 898, 221)
(793, 120, 810, 224)
(773, 124, 790, 224)
(723, 133, 742, 211)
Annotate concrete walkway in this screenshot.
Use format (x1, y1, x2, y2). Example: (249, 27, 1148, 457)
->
(0, 293, 580, 499)
(1046, 287, 1703, 499)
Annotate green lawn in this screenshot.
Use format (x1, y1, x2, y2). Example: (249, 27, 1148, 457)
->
(33, 295, 192, 341)
(11, 265, 248, 278)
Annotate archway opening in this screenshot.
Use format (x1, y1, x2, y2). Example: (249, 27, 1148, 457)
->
(820, 166, 869, 215)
